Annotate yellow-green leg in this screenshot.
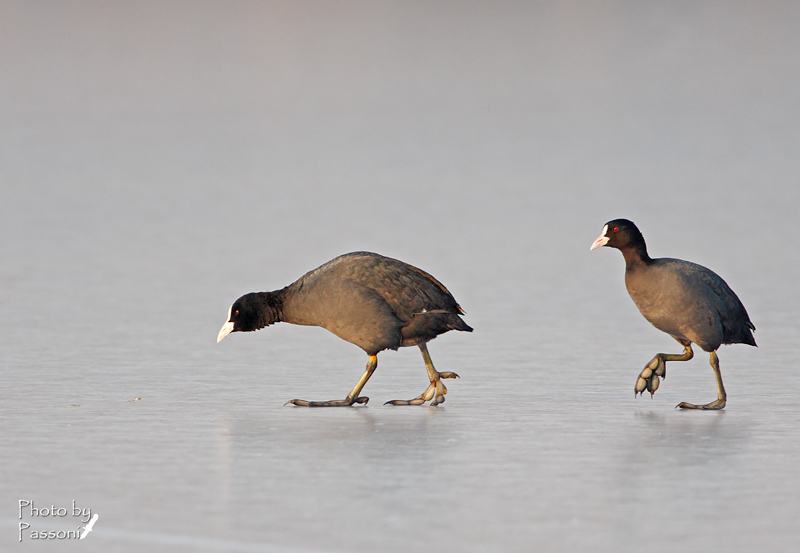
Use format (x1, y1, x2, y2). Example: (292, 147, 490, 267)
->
(635, 341, 693, 398)
(676, 351, 727, 410)
(285, 355, 377, 407)
(385, 343, 459, 406)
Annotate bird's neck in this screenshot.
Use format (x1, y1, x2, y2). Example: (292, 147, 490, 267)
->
(253, 289, 286, 327)
(621, 242, 652, 269)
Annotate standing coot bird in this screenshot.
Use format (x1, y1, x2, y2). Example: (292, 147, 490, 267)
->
(590, 219, 756, 410)
(217, 252, 472, 407)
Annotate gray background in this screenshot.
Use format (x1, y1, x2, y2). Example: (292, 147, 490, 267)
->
(2, 1, 798, 551)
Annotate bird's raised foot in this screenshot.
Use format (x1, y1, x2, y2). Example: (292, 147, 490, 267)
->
(676, 398, 726, 410)
(284, 396, 369, 407)
(635, 356, 666, 398)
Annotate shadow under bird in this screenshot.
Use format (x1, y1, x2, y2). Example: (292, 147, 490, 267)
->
(590, 219, 756, 410)
(217, 251, 472, 406)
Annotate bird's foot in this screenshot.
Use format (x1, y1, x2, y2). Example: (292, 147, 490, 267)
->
(384, 382, 437, 406)
(385, 372, 459, 407)
(676, 398, 726, 410)
(285, 396, 369, 407)
(635, 356, 666, 398)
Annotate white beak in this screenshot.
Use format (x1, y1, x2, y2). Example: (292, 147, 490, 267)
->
(590, 225, 609, 251)
(217, 306, 234, 343)
(217, 321, 234, 343)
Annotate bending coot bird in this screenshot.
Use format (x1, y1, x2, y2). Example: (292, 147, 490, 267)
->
(217, 252, 472, 407)
(590, 219, 756, 410)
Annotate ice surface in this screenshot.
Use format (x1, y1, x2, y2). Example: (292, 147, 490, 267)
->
(1, 2, 799, 551)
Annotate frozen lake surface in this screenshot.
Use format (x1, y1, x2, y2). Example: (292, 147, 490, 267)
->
(2, 2, 799, 551)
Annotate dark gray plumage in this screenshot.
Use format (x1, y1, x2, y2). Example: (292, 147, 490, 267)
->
(217, 252, 472, 407)
(591, 219, 756, 410)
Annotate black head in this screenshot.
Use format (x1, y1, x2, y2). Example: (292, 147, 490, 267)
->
(590, 219, 647, 253)
(217, 292, 282, 342)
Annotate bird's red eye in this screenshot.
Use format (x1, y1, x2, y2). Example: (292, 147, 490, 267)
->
(234, 310, 240, 316)
(613, 226, 619, 232)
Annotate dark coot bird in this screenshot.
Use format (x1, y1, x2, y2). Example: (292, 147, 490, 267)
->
(217, 252, 472, 407)
(590, 219, 756, 410)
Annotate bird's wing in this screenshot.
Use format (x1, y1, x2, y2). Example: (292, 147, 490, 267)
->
(336, 253, 464, 322)
(679, 261, 754, 330)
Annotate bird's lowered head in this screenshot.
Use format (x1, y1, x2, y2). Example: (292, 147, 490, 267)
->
(217, 291, 283, 342)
